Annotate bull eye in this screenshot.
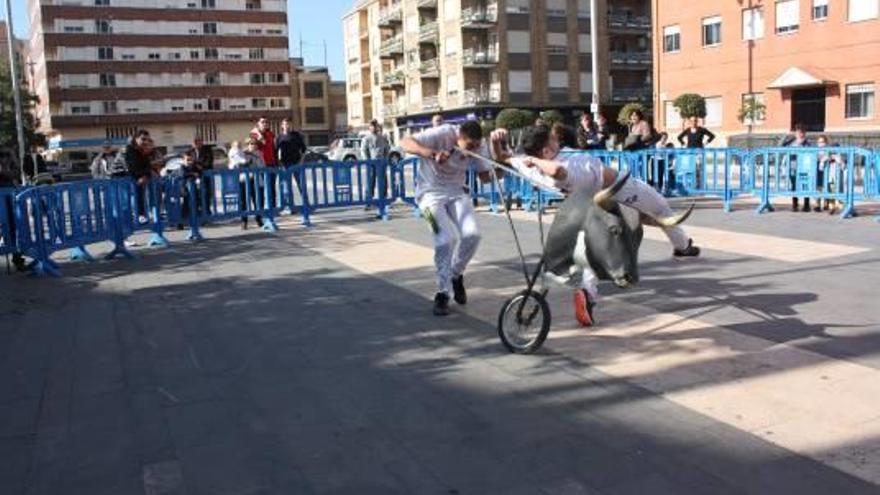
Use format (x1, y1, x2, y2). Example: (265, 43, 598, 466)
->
(609, 225, 622, 236)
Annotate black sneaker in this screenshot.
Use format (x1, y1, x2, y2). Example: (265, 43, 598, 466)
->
(452, 275, 467, 305)
(433, 292, 450, 316)
(673, 238, 701, 258)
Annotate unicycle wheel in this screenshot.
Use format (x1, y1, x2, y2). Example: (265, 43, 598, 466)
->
(497, 290, 551, 354)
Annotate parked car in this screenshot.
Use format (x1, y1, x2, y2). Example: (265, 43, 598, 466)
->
(326, 135, 405, 164)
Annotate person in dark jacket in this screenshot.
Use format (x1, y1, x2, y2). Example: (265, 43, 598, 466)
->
(275, 118, 308, 166)
(677, 116, 716, 148)
(576, 112, 608, 150)
(112, 130, 162, 221)
(192, 137, 214, 214)
(780, 123, 812, 212)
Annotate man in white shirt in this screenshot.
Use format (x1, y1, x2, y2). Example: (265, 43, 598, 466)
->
(490, 125, 699, 327)
(400, 121, 494, 316)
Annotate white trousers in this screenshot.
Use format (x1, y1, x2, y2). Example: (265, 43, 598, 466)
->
(419, 194, 482, 295)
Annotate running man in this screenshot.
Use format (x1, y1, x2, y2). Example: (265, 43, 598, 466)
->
(489, 125, 700, 327)
(400, 121, 496, 316)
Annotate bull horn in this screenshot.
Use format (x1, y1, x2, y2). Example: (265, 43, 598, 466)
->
(593, 170, 631, 211)
(650, 202, 696, 228)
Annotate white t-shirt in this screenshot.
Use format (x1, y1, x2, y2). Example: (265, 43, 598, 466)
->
(509, 149, 604, 194)
(414, 124, 492, 200)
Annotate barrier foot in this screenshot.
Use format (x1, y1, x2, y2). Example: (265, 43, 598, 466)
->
(841, 204, 857, 219)
(412, 206, 422, 218)
(148, 233, 170, 248)
(261, 220, 279, 232)
(186, 230, 205, 242)
(756, 202, 773, 214)
(106, 242, 136, 261)
(69, 246, 95, 263)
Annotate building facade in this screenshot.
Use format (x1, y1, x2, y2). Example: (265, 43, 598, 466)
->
(290, 58, 349, 147)
(28, 0, 292, 168)
(343, 0, 652, 136)
(654, 0, 880, 144)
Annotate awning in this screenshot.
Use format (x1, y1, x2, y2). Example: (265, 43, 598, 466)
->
(767, 66, 837, 89)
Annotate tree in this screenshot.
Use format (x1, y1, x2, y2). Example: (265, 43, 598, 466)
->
(0, 62, 45, 167)
(673, 93, 707, 120)
(617, 102, 648, 126)
(479, 118, 496, 135)
(539, 109, 564, 127)
(496, 108, 534, 130)
(737, 95, 766, 126)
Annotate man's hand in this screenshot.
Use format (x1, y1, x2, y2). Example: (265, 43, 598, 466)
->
(432, 150, 450, 163)
(522, 157, 537, 168)
(490, 129, 508, 145)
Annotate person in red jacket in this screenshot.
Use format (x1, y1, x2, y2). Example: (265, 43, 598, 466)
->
(249, 116, 277, 167)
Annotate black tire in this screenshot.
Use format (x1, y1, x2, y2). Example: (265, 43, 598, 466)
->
(497, 290, 551, 354)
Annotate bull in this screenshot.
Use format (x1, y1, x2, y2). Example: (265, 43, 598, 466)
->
(542, 171, 694, 289)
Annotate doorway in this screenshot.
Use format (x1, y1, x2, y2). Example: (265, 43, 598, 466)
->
(790, 87, 826, 131)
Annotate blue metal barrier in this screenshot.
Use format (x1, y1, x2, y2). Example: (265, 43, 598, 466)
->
(0, 187, 18, 258)
(298, 160, 392, 220)
(199, 168, 281, 232)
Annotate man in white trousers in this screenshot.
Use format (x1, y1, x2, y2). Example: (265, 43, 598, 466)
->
(489, 125, 700, 327)
(400, 120, 495, 316)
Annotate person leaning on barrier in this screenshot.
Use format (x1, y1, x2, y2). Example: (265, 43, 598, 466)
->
(90, 142, 116, 180)
(191, 137, 214, 215)
(576, 111, 609, 151)
(361, 119, 391, 210)
(228, 139, 266, 230)
(111, 130, 163, 223)
(780, 123, 812, 212)
(816, 135, 845, 215)
(275, 118, 307, 167)
(177, 149, 204, 230)
(623, 109, 655, 151)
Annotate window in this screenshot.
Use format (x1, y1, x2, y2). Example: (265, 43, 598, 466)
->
(547, 0, 566, 15)
(268, 73, 286, 83)
(71, 105, 91, 115)
(64, 26, 85, 33)
(705, 96, 723, 127)
(250, 73, 266, 84)
(208, 98, 221, 111)
(547, 32, 567, 49)
(846, 83, 875, 119)
(190, 50, 200, 59)
(508, 70, 532, 92)
(95, 0, 110, 5)
(98, 46, 114, 60)
(205, 72, 220, 85)
(743, 8, 765, 40)
(251, 98, 267, 108)
(446, 74, 459, 95)
(507, 30, 531, 53)
(102, 101, 118, 114)
(148, 52, 161, 60)
(246, 0, 262, 10)
(507, 0, 529, 13)
(99, 73, 116, 87)
(304, 81, 324, 98)
(664, 101, 682, 129)
(201, 0, 216, 7)
(270, 98, 286, 108)
(305, 107, 326, 124)
(702, 16, 722, 46)
(247, 28, 263, 35)
(203, 22, 217, 34)
(249, 48, 264, 60)
(776, 0, 800, 34)
(741, 93, 766, 125)
(812, 0, 829, 19)
(204, 48, 219, 59)
(171, 105, 185, 112)
(579, 72, 592, 92)
(663, 25, 680, 52)
(848, 0, 879, 22)
(169, 52, 181, 60)
(193, 102, 204, 110)
(548, 71, 568, 89)
(95, 19, 112, 33)
(578, 34, 591, 53)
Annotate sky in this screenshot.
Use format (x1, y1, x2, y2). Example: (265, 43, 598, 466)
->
(1, 0, 351, 79)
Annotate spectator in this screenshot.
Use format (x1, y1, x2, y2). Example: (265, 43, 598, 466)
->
(191, 137, 214, 214)
(111, 130, 162, 222)
(432, 114, 444, 127)
(178, 149, 204, 229)
(0, 170, 26, 271)
(249, 116, 277, 167)
(551, 123, 578, 149)
(677, 116, 715, 149)
(576, 112, 608, 150)
(275, 117, 307, 166)
(228, 138, 265, 229)
(816, 135, 844, 214)
(780, 123, 811, 212)
(534, 116, 546, 127)
(623, 109, 653, 151)
(651, 132, 675, 194)
(361, 120, 391, 209)
(22, 147, 46, 182)
(89, 142, 116, 179)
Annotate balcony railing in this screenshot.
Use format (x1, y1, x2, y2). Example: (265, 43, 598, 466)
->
(608, 13, 651, 31)
(463, 85, 501, 105)
(461, 5, 498, 27)
(609, 51, 652, 66)
(419, 21, 439, 43)
(379, 35, 404, 57)
(378, 4, 403, 26)
(419, 58, 440, 77)
(422, 95, 441, 111)
(381, 102, 404, 118)
(611, 87, 651, 103)
(381, 70, 406, 88)
(417, 0, 437, 8)
(462, 48, 498, 67)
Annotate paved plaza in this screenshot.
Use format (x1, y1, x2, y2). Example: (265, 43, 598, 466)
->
(1, 199, 880, 494)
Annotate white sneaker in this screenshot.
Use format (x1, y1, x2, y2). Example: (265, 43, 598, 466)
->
(138, 215, 149, 224)
(124, 240, 139, 247)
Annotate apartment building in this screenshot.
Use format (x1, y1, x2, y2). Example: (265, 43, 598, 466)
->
(290, 58, 349, 147)
(654, 0, 880, 144)
(28, 0, 292, 167)
(0, 21, 27, 69)
(343, 0, 653, 135)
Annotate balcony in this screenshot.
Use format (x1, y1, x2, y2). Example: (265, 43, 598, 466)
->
(419, 58, 440, 78)
(609, 51, 652, 68)
(380, 70, 406, 88)
(463, 85, 501, 105)
(611, 87, 651, 103)
(381, 102, 404, 118)
(378, 4, 403, 27)
(461, 5, 498, 28)
(462, 48, 498, 67)
(379, 35, 404, 58)
(418, 21, 439, 44)
(608, 13, 651, 32)
(422, 95, 441, 111)
(417, 0, 437, 8)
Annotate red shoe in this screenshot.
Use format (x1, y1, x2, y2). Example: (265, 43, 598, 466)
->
(574, 289, 596, 327)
